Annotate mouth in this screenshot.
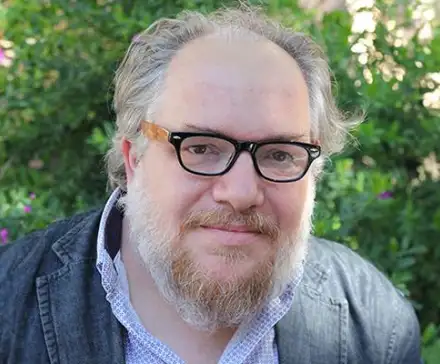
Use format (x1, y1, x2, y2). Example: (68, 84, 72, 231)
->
(201, 225, 260, 234)
(198, 225, 263, 247)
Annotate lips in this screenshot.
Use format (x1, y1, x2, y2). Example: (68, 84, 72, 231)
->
(194, 225, 265, 247)
(201, 225, 259, 234)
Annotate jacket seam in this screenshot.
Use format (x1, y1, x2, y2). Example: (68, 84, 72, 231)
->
(36, 276, 60, 364)
(385, 297, 398, 364)
(300, 284, 345, 308)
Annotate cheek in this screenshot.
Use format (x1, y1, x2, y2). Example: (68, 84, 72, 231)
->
(142, 148, 210, 222)
(269, 178, 310, 232)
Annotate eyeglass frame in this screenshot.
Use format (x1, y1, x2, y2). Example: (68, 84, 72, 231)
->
(140, 120, 321, 183)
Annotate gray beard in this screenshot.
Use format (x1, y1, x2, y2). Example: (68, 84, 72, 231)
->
(119, 176, 314, 332)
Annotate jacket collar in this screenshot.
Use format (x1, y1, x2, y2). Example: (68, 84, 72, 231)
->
(50, 208, 103, 264)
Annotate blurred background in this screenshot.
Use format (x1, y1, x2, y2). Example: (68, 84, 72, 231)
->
(0, 0, 439, 361)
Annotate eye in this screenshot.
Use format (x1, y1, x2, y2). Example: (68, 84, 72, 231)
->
(188, 145, 207, 154)
(262, 149, 295, 164)
(186, 144, 219, 155)
(270, 150, 293, 162)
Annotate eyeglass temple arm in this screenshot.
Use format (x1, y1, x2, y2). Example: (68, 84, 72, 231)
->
(140, 121, 170, 142)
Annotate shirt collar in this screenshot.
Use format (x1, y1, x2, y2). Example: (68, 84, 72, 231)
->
(96, 187, 123, 266)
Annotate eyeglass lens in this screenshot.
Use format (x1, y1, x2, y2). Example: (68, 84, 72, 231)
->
(179, 135, 310, 180)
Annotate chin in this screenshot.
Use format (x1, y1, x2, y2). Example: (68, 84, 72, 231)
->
(201, 255, 265, 282)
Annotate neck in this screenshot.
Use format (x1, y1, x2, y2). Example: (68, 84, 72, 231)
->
(120, 217, 235, 362)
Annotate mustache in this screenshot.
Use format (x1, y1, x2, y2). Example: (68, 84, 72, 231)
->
(180, 209, 281, 240)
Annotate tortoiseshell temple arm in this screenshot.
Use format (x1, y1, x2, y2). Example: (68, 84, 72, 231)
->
(141, 121, 170, 142)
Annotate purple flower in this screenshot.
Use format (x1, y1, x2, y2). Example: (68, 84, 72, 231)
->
(378, 191, 393, 200)
(29, 192, 36, 200)
(0, 228, 8, 244)
(0, 47, 12, 67)
(24, 205, 32, 213)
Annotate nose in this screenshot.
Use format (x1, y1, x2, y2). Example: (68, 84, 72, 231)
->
(211, 152, 264, 212)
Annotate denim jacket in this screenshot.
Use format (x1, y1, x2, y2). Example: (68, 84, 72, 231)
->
(0, 208, 421, 364)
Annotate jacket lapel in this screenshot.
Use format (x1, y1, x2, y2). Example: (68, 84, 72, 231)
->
(35, 210, 125, 364)
(275, 243, 348, 364)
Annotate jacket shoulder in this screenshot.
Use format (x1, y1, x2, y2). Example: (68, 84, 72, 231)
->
(0, 209, 101, 283)
(304, 237, 421, 363)
(307, 237, 405, 301)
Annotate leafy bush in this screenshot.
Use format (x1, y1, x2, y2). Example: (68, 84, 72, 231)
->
(1, 0, 439, 361)
(312, 0, 440, 331)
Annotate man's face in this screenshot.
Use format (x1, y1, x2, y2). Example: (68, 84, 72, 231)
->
(122, 37, 315, 330)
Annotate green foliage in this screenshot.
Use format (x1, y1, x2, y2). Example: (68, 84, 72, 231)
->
(1, 0, 439, 361)
(316, 0, 440, 324)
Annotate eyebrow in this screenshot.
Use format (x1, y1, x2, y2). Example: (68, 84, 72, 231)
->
(182, 123, 310, 142)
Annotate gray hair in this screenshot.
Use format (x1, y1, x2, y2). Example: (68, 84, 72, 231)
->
(106, 6, 362, 191)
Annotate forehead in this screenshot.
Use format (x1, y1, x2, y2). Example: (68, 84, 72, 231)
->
(155, 36, 311, 140)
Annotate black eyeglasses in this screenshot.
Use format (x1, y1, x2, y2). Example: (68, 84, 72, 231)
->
(141, 121, 321, 183)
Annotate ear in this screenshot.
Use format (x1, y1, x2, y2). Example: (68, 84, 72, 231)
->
(122, 138, 137, 185)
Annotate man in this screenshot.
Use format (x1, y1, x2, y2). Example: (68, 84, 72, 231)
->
(0, 6, 421, 364)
